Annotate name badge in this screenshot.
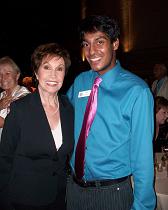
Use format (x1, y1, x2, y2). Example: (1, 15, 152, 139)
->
(78, 90, 91, 98)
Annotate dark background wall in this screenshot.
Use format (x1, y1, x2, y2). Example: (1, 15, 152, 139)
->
(84, 0, 168, 84)
(0, 0, 168, 91)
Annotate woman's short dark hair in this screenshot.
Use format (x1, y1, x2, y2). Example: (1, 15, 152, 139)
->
(79, 15, 120, 43)
(155, 96, 168, 113)
(31, 43, 71, 74)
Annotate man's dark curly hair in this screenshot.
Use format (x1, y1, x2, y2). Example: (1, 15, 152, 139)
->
(79, 15, 120, 43)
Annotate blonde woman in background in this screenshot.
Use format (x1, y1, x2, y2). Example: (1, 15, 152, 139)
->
(0, 56, 30, 139)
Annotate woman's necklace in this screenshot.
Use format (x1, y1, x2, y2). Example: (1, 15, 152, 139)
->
(44, 96, 59, 116)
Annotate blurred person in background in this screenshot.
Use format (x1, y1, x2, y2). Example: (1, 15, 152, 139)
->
(151, 63, 168, 100)
(22, 76, 36, 92)
(0, 43, 74, 210)
(0, 56, 30, 140)
(154, 96, 168, 152)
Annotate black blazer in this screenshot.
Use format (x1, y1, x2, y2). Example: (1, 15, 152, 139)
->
(0, 90, 74, 206)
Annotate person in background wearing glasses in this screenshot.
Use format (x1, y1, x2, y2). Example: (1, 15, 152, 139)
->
(151, 63, 168, 100)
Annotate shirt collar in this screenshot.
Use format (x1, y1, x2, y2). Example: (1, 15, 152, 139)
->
(89, 60, 121, 89)
(99, 60, 121, 88)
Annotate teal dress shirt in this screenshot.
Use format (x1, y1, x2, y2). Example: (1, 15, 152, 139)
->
(67, 61, 156, 210)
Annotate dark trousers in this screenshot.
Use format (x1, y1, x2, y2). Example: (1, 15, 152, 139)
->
(66, 176, 133, 210)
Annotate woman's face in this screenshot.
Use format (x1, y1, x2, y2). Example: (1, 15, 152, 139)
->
(156, 107, 168, 125)
(0, 64, 20, 92)
(35, 56, 65, 95)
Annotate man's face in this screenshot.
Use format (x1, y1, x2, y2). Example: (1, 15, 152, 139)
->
(82, 31, 119, 75)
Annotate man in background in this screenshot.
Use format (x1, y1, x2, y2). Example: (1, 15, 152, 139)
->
(152, 63, 168, 100)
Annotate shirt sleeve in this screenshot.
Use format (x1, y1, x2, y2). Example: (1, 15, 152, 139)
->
(66, 83, 75, 106)
(130, 87, 156, 210)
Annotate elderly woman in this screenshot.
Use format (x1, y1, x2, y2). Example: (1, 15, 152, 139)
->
(0, 43, 74, 210)
(0, 56, 30, 139)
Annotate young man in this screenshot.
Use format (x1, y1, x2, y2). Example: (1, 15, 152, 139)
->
(67, 15, 156, 210)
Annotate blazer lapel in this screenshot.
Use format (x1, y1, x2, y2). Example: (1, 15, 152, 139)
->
(59, 95, 68, 148)
(30, 90, 58, 160)
(58, 95, 74, 153)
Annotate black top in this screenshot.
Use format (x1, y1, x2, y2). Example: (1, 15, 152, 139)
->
(0, 90, 74, 206)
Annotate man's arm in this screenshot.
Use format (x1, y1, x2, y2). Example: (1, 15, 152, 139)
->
(130, 88, 156, 210)
(66, 83, 75, 106)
